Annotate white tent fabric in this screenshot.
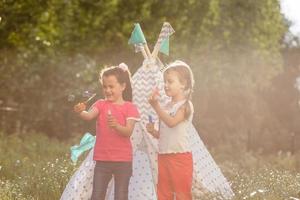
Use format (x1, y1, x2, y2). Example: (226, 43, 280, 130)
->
(60, 62, 234, 200)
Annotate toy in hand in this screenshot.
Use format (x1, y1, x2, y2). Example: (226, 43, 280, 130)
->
(73, 93, 96, 113)
(74, 103, 86, 113)
(148, 87, 160, 107)
(148, 115, 153, 123)
(153, 86, 160, 97)
(107, 109, 118, 129)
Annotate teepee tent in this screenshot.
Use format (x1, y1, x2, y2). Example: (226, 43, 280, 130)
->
(60, 23, 234, 200)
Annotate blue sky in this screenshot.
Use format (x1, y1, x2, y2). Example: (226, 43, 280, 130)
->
(281, 0, 300, 35)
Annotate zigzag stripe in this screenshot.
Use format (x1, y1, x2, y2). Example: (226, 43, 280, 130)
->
(131, 65, 168, 123)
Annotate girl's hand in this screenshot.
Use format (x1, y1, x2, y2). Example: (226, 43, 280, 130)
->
(107, 115, 119, 129)
(146, 123, 155, 134)
(146, 123, 159, 138)
(148, 88, 160, 108)
(74, 103, 86, 113)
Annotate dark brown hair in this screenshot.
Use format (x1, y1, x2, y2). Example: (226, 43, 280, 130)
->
(100, 66, 132, 101)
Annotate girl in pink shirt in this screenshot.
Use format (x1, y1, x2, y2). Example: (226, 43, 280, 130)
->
(74, 63, 140, 200)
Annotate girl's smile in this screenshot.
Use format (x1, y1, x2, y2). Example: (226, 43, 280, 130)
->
(102, 75, 125, 103)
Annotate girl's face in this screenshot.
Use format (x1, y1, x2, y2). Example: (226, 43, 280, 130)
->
(164, 70, 186, 98)
(102, 75, 125, 102)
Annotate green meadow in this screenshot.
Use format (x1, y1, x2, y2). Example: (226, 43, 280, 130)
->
(1, 132, 299, 200)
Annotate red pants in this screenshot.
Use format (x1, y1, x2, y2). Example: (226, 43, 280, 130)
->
(157, 153, 193, 200)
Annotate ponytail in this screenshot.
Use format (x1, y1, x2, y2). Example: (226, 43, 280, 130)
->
(184, 89, 193, 120)
(122, 70, 132, 101)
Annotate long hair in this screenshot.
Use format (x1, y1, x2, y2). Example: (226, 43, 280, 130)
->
(99, 65, 132, 101)
(164, 60, 194, 119)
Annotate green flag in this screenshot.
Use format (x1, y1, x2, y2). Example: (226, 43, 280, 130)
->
(128, 23, 147, 45)
(159, 37, 170, 56)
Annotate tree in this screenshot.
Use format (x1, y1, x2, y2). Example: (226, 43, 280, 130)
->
(0, 0, 289, 142)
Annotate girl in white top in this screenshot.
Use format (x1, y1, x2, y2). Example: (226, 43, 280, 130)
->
(146, 60, 194, 200)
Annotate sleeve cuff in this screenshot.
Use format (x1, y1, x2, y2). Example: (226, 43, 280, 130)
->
(127, 117, 141, 121)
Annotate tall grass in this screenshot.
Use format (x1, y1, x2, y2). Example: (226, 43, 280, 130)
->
(0, 132, 300, 200)
(0, 132, 79, 200)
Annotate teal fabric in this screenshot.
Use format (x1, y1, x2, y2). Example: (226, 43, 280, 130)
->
(159, 37, 169, 56)
(128, 23, 147, 45)
(70, 132, 95, 163)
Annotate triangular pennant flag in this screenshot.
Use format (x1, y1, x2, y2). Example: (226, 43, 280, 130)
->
(152, 22, 175, 58)
(157, 22, 175, 45)
(159, 37, 169, 56)
(128, 23, 147, 45)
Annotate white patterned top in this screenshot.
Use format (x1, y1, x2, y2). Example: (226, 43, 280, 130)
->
(159, 100, 193, 154)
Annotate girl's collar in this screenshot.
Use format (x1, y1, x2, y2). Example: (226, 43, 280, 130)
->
(106, 99, 127, 106)
(167, 99, 186, 107)
(171, 99, 186, 105)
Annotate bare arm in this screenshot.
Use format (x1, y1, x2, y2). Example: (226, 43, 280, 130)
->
(146, 123, 159, 138)
(148, 91, 186, 128)
(74, 103, 99, 120)
(152, 104, 185, 128)
(79, 107, 99, 121)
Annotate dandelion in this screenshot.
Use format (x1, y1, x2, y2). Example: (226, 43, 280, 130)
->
(15, 160, 21, 166)
(257, 189, 267, 193)
(250, 191, 257, 197)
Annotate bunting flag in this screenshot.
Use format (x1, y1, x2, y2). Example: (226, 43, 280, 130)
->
(156, 22, 175, 47)
(159, 37, 170, 56)
(128, 23, 150, 59)
(152, 22, 175, 57)
(128, 23, 147, 45)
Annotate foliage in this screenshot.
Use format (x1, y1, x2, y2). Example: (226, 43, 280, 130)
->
(0, 0, 296, 150)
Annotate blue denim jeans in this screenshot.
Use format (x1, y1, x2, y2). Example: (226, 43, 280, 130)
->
(91, 161, 132, 200)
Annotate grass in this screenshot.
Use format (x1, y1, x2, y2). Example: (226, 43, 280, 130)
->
(0, 132, 300, 200)
(0, 132, 78, 200)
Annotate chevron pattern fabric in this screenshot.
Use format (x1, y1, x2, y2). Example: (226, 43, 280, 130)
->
(156, 22, 175, 46)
